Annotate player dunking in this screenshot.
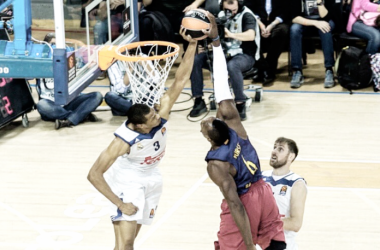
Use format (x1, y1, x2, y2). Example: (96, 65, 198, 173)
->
(200, 12, 286, 250)
(87, 28, 198, 249)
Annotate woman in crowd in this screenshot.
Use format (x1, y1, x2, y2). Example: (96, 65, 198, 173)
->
(347, 0, 380, 54)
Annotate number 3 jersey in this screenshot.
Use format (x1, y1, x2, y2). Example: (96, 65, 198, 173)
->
(112, 118, 168, 172)
(205, 128, 262, 195)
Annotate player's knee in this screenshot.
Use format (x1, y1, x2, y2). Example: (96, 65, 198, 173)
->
(123, 238, 135, 250)
(114, 234, 136, 250)
(115, 241, 134, 250)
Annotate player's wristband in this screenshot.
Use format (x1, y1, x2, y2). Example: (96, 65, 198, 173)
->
(212, 35, 220, 42)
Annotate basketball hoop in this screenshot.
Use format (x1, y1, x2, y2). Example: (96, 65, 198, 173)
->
(112, 41, 180, 107)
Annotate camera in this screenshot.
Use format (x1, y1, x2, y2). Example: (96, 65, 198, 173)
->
(205, 10, 243, 61)
(215, 9, 233, 59)
(215, 11, 231, 40)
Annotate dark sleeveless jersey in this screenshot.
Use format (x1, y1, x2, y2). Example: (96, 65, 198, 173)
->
(205, 128, 262, 195)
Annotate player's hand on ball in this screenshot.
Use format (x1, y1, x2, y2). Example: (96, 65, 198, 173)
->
(119, 202, 139, 216)
(202, 12, 218, 40)
(183, 3, 198, 12)
(180, 26, 196, 42)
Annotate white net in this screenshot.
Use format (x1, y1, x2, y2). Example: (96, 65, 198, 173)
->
(117, 42, 179, 108)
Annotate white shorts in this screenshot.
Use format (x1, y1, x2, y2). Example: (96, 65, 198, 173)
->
(104, 166, 163, 225)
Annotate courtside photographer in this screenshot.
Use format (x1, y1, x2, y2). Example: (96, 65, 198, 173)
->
(188, 0, 260, 121)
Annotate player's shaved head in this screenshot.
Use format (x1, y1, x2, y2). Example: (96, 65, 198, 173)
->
(127, 104, 151, 124)
(208, 119, 230, 146)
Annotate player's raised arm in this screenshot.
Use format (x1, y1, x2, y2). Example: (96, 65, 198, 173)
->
(158, 28, 197, 119)
(204, 12, 247, 138)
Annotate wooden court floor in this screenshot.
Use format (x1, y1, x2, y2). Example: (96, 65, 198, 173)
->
(1, 49, 380, 250)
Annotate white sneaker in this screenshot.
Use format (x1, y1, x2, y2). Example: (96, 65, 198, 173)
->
(245, 95, 252, 109)
(242, 90, 253, 108)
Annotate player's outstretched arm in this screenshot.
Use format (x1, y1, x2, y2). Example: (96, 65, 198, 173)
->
(158, 28, 197, 119)
(207, 160, 256, 250)
(87, 138, 138, 216)
(203, 12, 247, 138)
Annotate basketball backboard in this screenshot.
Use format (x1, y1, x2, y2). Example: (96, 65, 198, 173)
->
(0, 0, 138, 105)
(53, 0, 139, 105)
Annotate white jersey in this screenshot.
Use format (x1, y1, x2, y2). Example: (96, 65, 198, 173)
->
(102, 119, 167, 225)
(112, 118, 168, 173)
(262, 170, 307, 250)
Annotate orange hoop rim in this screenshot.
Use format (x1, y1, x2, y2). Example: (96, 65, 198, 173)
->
(114, 41, 180, 62)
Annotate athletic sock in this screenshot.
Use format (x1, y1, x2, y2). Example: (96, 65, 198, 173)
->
(212, 45, 232, 103)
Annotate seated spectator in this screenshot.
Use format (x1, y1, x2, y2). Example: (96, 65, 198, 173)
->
(104, 61, 133, 116)
(36, 79, 103, 130)
(34, 34, 103, 130)
(93, 0, 126, 45)
(289, 0, 336, 88)
(81, 0, 93, 28)
(250, 0, 290, 86)
(189, 0, 260, 120)
(347, 0, 380, 55)
(93, 1, 108, 45)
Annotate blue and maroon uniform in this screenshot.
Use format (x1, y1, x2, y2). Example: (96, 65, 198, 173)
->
(206, 128, 285, 250)
(206, 128, 262, 194)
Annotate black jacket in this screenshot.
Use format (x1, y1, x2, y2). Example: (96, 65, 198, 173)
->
(139, 10, 174, 43)
(245, 0, 291, 24)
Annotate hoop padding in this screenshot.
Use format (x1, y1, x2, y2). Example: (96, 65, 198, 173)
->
(116, 41, 179, 108)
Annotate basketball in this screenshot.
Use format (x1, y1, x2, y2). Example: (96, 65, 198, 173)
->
(181, 9, 210, 40)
